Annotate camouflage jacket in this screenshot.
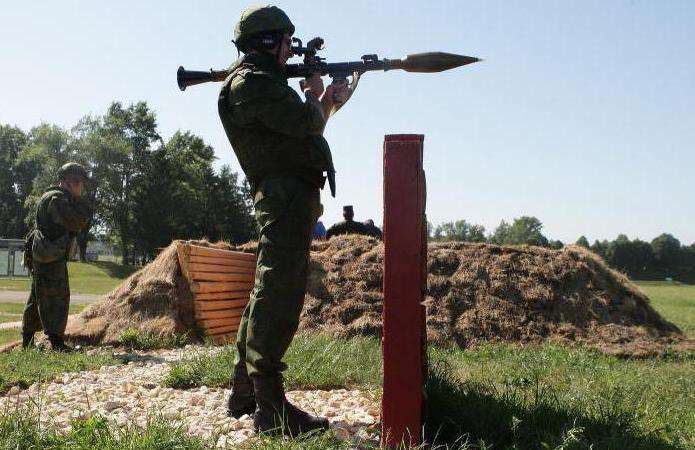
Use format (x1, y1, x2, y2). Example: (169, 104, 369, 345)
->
(325, 220, 370, 239)
(35, 186, 91, 250)
(218, 52, 335, 192)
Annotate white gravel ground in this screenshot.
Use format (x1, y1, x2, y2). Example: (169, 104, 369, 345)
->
(1, 346, 381, 447)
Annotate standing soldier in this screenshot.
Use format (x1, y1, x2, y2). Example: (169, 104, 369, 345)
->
(218, 5, 352, 436)
(363, 219, 383, 239)
(21, 163, 91, 352)
(325, 205, 370, 239)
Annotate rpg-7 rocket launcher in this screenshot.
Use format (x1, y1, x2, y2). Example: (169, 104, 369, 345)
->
(177, 37, 481, 91)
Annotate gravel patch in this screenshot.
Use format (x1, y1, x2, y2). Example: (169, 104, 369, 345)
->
(1, 346, 380, 447)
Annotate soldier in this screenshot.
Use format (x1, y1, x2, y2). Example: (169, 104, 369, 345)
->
(21, 163, 91, 352)
(363, 219, 383, 239)
(218, 5, 353, 436)
(325, 205, 370, 239)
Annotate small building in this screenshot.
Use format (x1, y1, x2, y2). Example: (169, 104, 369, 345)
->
(85, 240, 116, 262)
(0, 238, 30, 278)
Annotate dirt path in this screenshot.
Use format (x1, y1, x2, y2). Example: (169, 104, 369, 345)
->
(0, 290, 99, 303)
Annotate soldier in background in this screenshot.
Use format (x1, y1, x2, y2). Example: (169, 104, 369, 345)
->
(363, 219, 383, 239)
(313, 220, 327, 240)
(325, 205, 369, 239)
(22, 163, 92, 352)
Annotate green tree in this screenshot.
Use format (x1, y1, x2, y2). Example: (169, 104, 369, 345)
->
(73, 102, 160, 265)
(130, 131, 254, 261)
(433, 220, 486, 242)
(606, 235, 655, 274)
(491, 216, 549, 246)
(17, 123, 94, 260)
(575, 235, 590, 248)
(208, 167, 255, 244)
(0, 125, 28, 238)
(548, 239, 564, 249)
(131, 131, 213, 260)
(591, 239, 609, 260)
(490, 220, 511, 244)
(651, 233, 682, 270)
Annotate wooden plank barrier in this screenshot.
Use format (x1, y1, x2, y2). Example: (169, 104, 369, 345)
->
(381, 134, 427, 448)
(177, 243, 256, 343)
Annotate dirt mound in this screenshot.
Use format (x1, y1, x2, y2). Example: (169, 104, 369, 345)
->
(302, 236, 690, 357)
(68, 236, 690, 356)
(66, 240, 253, 345)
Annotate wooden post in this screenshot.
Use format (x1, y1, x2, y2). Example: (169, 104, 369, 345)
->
(381, 134, 427, 448)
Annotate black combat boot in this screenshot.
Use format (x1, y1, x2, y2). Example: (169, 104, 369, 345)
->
(22, 332, 35, 349)
(252, 374, 329, 436)
(47, 334, 75, 353)
(227, 364, 256, 418)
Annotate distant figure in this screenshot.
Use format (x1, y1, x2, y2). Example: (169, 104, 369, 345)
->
(313, 220, 327, 240)
(22, 163, 92, 352)
(363, 219, 383, 239)
(326, 205, 370, 239)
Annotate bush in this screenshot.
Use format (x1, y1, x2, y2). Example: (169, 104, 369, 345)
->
(117, 328, 190, 351)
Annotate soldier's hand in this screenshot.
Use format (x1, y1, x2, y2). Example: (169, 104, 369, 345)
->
(329, 80, 351, 104)
(322, 73, 360, 117)
(300, 74, 325, 97)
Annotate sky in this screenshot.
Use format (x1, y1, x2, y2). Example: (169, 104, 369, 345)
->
(1, 0, 693, 245)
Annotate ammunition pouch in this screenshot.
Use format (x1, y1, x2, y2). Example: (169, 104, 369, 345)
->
(31, 229, 69, 264)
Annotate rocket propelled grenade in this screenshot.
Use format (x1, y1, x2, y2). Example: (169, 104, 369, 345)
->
(385, 52, 481, 73)
(177, 37, 481, 91)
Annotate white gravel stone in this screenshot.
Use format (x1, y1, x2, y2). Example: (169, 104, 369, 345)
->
(104, 401, 124, 411)
(7, 386, 21, 396)
(0, 345, 380, 445)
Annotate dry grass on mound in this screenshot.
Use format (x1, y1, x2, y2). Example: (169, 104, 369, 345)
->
(302, 236, 689, 357)
(66, 240, 253, 345)
(67, 235, 690, 356)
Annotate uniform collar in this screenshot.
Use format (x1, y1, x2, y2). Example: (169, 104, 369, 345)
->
(241, 51, 286, 78)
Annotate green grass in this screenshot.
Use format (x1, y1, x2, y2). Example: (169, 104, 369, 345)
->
(430, 344, 693, 449)
(0, 302, 86, 324)
(0, 278, 692, 448)
(635, 280, 695, 336)
(118, 328, 191, 351)
(0, 413, 212, 450)
(0, 261, 135, 295)
(163, 337, 694, 449)
(0, 329, 23, 346)
(0, 348, 120, 395)
(164, 334, 382, 390)
(160, 282, 695, 449)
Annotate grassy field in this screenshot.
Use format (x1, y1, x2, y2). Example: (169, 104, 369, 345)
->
(0, 349, 120, 394)
(0, 302, 86, 325)
(635, 281, 695, 336)
(0, 261, 135, 295)
(0, 280, 692, 449)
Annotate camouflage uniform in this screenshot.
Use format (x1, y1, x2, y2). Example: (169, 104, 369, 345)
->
(363, 221, 383, 239)
(325, 219, 371, 239)
(218, 51, 332, 379)
(22, 186, 91, 339)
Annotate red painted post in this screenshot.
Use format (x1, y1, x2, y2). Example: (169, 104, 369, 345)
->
(381, 134, 427, 448)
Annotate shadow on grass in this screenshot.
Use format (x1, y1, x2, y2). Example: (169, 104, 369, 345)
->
(89, 261, 137, 279)
(424, 361, 684, 450)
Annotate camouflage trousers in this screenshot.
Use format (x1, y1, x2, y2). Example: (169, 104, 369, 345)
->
(234, 177, 322, 378)
(22, 258, 70, 337)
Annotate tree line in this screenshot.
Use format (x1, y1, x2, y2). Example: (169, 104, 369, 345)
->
(0, 101, 255, 265)
(429, 216, 695, 282)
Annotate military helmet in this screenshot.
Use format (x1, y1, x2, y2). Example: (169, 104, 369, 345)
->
(234, 5, 295, 48)
(58, 162, 89, 181)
